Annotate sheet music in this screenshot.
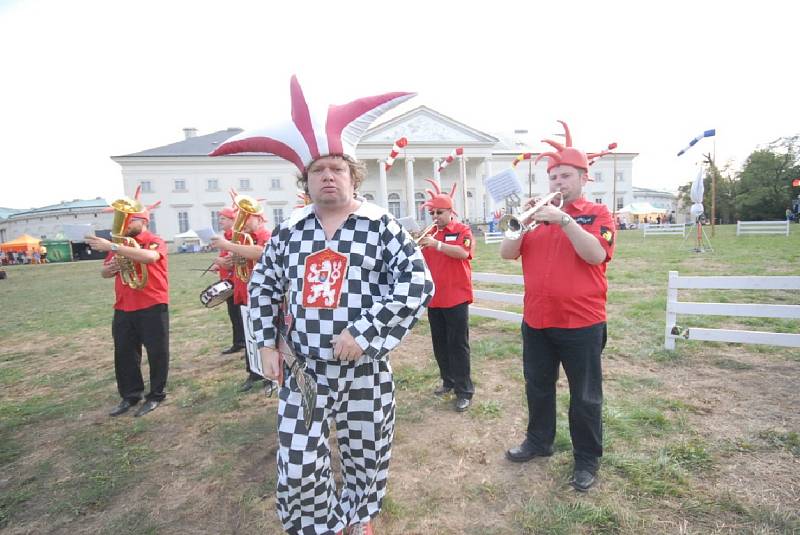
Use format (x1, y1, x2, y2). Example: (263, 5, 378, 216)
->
(195, 227, 217, 243)
(62, 223, 95, 242)
(485, 168, 523, 203)
(396, 216, 420, 233)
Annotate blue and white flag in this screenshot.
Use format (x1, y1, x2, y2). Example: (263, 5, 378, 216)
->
(677, 129, 716, 157)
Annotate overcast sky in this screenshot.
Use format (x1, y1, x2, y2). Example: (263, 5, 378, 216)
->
(1, 0, 797, 209)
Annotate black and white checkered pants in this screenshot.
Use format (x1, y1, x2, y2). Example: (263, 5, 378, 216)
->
(276, 356, 395, 535)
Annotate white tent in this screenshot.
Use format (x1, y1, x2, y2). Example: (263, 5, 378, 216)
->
(617, 202, 668, 215)
(173, 229, 201, 252)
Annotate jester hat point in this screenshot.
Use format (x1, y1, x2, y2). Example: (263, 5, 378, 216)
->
(534, 120, 616, 173)
(209, 76, 416, 172)
(422, 178, 456, 211)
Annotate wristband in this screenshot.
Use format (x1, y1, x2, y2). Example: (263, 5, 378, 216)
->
(436, 241, 442, 251)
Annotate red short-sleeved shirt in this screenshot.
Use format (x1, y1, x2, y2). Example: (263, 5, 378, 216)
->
(519, 198, 614, 329)
(218, 228, 233, 281)
(105, 230, 169, 312)
(233, 226, 271, 305)
(421, 219, 473, 308)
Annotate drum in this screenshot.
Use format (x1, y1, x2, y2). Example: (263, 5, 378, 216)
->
(200, 279, 234, 308)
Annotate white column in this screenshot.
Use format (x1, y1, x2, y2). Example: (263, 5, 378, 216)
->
(377, 160, 388, 209)
(459, 155, 469, 220)
(405, 157, 416, 219)
(474, 158, 485, 223)
(433, 159, 441, 186)
(484, 157, 494, 216)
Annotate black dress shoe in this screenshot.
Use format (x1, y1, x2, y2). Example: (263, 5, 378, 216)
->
(109, 399, 136, 417)
(239, 377, 257, 392)
(570, 470, 596, 492)
(505, 440, 553, 463)
(433, 385, 453, 396)
(134, 400, 160, 417)
(221, 345, 245, 355)
(454, 398, 471, 412)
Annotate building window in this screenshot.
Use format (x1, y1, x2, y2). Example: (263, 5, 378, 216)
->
(595, 197, 604, 205)
(388, 193, 401, 218)
(273, 208, 285, 223)
(210, 210, 220, 232)
(174, 179, 187, 191)
(415, 192, 425, 219)
(207, 179, 219, 191)
(363, 193, 375, 201)
(616, 172, 624, 182)
(149, 212, 157, 234)
(178, 211, 189, 233)
(0, 229, 6, 242)
(239, 178, 251, 190)
(593, 172, 604, 182)
(140, 180, 153, 193)
(271, 178, 281, 190)
(616, 197, 625, 210)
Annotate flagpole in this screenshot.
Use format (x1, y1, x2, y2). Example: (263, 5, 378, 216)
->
(711, 138, 716, 237)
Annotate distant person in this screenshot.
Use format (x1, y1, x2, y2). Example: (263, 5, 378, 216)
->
(85, 196, 169, 418)
(500, 121, 615, 492)
(656, 215, 662, 225)
(212, 207, 245, 355)
(40, 245, 48, 263)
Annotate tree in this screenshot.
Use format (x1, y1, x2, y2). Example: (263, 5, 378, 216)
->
(676, 163, 737, 224)
(735, 136, 800, 220)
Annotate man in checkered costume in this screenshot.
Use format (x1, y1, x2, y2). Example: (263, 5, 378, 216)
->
(211, 77, 430, 534)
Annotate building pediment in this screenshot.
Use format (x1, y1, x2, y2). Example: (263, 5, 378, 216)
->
(360, 106, 498, 146)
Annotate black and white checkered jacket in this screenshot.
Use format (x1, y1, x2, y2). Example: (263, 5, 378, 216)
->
(249, 200, 434, 360)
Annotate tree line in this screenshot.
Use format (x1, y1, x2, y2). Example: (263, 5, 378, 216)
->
(677, 135, 800, 223)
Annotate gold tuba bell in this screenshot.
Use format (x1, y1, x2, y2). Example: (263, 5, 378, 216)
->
(231, 194, 264, 282)
(110, 196, 149, 290)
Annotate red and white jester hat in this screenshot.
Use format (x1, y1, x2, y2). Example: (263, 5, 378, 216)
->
(209, 76, 416, 172)
(422, 178, 457, 212)
(535, 120, 617, 174)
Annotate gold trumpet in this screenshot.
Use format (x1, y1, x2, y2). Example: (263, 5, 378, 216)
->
(231, 194, 264, 282)
(499, 191, 564, 240)
(414, 222, 437, 245)
(110, 196, 148, 289)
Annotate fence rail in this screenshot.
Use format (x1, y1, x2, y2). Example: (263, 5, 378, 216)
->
(664, 270, 800, 350)
(736, 220, 790, 236)
(642, 223, 686, 237)
(470, 272, 523, 322)
(483, 231, 504, 244)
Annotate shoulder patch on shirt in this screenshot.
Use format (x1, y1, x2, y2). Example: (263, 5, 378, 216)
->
(149, 243, 160, 250)
(574, 214, 597, 225)
(600, 226, 614, 246)
(463, 237, 471, 248)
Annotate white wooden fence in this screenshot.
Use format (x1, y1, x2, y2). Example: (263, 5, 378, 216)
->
(483, 231, 504, 244)
(470, 272, 523, 322)
(642, 223, 686, 237)
(736, 220, 790, 236)
(664, 270, 800, 350)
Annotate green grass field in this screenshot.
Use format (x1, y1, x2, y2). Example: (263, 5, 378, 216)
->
(1, 224, 799, 534)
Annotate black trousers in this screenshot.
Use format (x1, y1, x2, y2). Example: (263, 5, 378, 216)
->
(112, 304, 170, 403)
(226, 295, 245, 347)
(428, 302, 474, 400)
(521, 321, 606, 473)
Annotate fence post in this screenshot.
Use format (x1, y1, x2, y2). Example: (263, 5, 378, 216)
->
(664, 270, 678, 350)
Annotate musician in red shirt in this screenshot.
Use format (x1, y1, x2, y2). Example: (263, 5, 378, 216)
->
(212, 207, 245, 354)
(419, 180, 475, 412)
(86, 199, 169, 418)
(211, 211, 273, 393)
(499, 121, 616, 492)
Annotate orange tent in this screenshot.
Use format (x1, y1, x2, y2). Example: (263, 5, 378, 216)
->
(0, 234, 41, 254)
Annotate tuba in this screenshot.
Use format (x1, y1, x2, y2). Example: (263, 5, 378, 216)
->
(499, 191, 564, 240)
(110, 196, 148, 289)
(231, 194, 264, 282)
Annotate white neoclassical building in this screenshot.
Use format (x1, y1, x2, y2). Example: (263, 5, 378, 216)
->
(111, 106, 638, 241)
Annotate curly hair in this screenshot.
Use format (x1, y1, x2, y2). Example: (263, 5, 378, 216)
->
(296, 154, 367, 195)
